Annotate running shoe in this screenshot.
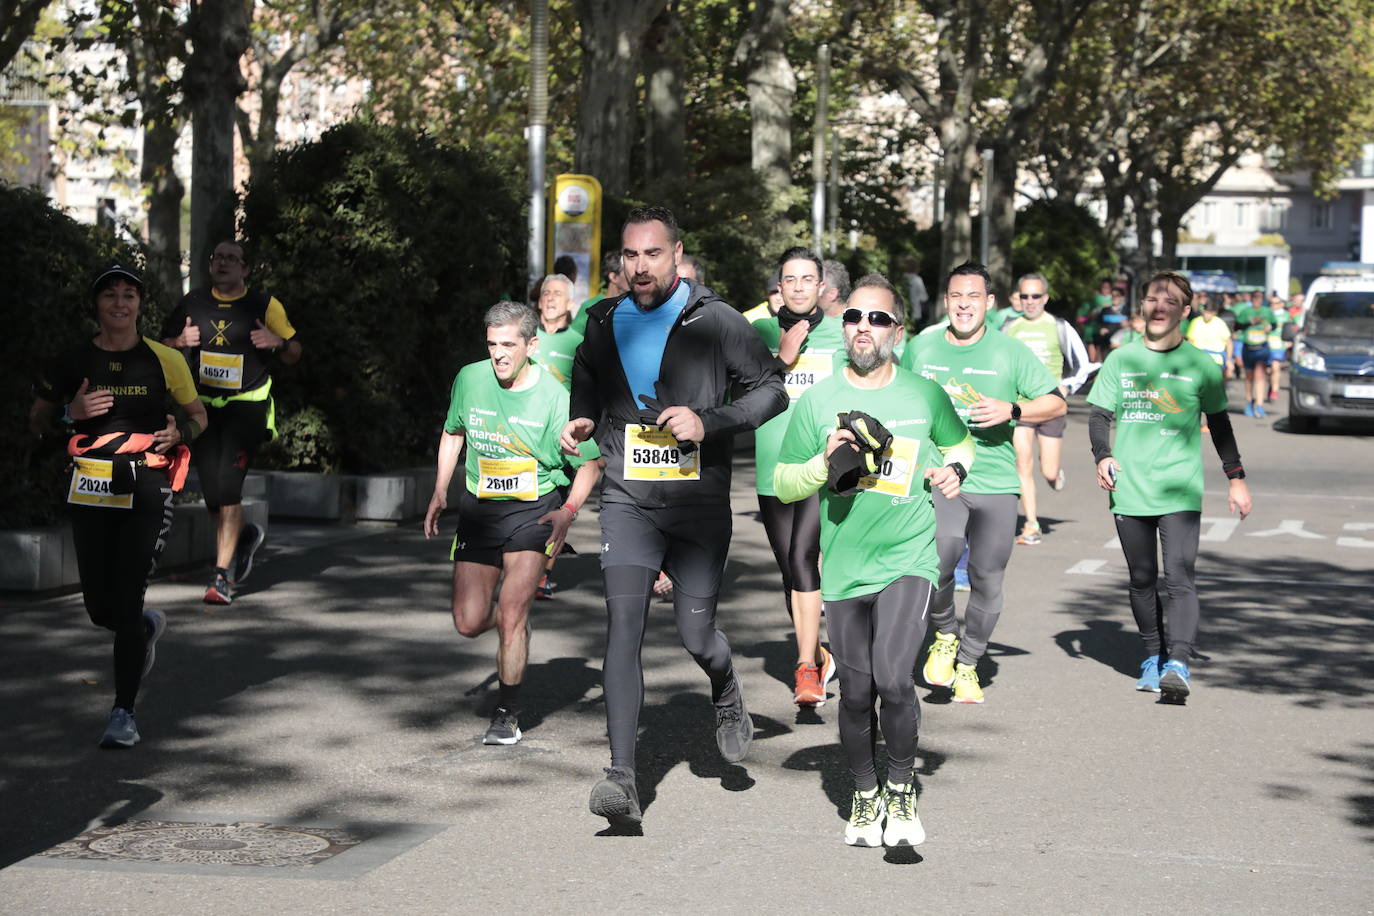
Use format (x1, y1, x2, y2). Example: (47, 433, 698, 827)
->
(844, 786, 885, 847)
(953, 567, 970, 592)
(1159, 659, 1191, 700)
(952, 663, 985, 704)
(232, 522, 266, 585)
(589, 767, 641, 826)
(882, 781, 926, 847)
(1016, 523, 1043, 546)
(1052, 469, 1066, 491)
(99, 707, 140, 749)
(536, 573, 555, 600)
(141, 609, 166, 679)
(1254, 403, 1267, 418)
(1136, 655, 1161, 692)
(1244, 402, 1255, 417)
(1268, 390, 1279, 402)
(715, 679, 753, 763)
(923, 632, 959, 687)
(203, 570, 233, 605)
(794, 661, 824, 706)
(818, 645, 836, 692)
(483, 707, 521, 745)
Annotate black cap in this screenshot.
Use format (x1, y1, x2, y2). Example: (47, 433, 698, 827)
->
(90, 264, 145, 298)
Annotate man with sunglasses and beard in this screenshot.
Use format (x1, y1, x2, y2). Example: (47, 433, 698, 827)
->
(775, 274, 973, 847)
(901, 262, 1066, 704)
(561, 206, 787, 828)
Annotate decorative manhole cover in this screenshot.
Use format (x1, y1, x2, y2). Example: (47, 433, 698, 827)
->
(39, 819, 365, 869)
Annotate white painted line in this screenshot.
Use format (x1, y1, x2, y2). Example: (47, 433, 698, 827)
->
(1245, 519, 1327, 539)
(1337, 522, 1374, 549)
(1066, 559, 1110, 575)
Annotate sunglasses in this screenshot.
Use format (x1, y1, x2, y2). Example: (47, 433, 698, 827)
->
(841, 308, 899, 328)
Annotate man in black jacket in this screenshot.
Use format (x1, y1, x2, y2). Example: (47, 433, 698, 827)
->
(561, 206, 788, 828)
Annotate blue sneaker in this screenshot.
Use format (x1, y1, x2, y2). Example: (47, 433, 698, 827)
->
(1160, 659, 1191, 700)
(953, 567, 970, 592)
(1254, 403, 1267, 418)
(1136, 655, 1161, 692)
(1244, 402, 1255, 417)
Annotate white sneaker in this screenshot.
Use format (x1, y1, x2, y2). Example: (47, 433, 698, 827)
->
(882, 781, 926, 846)
(844, 786, 885, 847)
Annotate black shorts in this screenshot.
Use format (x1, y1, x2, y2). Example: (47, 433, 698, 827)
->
(599, 500, 731, 596)
(450, 487, 563, 566)
(194, 398, 270, 510)
(1241, 347, 1271, 370)
(1017, 414, 1066, 438)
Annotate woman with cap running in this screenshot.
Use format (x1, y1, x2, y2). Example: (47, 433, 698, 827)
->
(29, 265, 207, 748)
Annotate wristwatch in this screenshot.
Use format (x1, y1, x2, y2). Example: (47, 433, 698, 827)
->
(1009, 402, 1022, 421)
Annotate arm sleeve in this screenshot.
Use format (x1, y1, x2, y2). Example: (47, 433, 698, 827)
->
(1059, 319, 1094, 394)
(1089, 405, 1114, 463)
(697, 307, 788, 439)
(1205, 409, 1244, 477)
(265, 297, 297, 340)
(774, 454, 828, 503)
(937, 430, 976, 471)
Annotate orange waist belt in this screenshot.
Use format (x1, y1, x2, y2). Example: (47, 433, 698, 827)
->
(67, 432, 192, 492)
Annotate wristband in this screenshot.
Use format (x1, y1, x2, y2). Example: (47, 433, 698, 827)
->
(61, 403, 76, 426)
(561, 502, 579, 518)
(1224, 466, 1246, 480)
(946, 461, 967, 482)
(177, 418, 202, 444)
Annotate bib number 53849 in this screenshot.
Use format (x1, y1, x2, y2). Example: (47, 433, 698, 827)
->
(623, 424, 700, 481)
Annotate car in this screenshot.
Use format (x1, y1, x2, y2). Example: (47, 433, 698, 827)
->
(1288, 279, 1374, 432)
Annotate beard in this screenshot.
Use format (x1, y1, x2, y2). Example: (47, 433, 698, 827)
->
(631, 271, 674, 306)
(846, 334, 895, 374)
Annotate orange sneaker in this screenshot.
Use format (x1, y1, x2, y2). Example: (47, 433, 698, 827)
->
(794, 661, 824, 706)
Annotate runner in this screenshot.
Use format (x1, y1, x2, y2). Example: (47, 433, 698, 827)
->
(423, 302, 600, 745)
(30, 265, 208, 748)
(1003, 272, 1094, 545)
(572, 251, 629, 336)
(741, 270, 783, 324)
(1236, 303, 1273, 417)
(901, 262, 1065, 704)
(1185, 298, 1234, 374)
(533, 273, 582, 389)
(775, 273, 973, 846)
(751, 246, 846, 706)
(560, 205, 787, 827)
(161, 240, 301, 605)
(1087, 270, 1253, 701)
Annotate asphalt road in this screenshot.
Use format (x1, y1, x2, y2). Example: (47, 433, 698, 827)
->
(2, 381, 1371, 914)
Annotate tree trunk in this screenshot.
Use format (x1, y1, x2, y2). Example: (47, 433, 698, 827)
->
(734, 0, 793, 190)
(939, 118, 977, 282)
(642, 8, 685, 180)
(574, 0, 667, 197)
(141, 115, 184, 300)
(185, 0, 250, 289)
(987, 140, 1017, 292)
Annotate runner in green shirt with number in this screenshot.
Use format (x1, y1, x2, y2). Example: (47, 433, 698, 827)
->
(423, 302, 601, 747)
(1087, 270, 1253, 702)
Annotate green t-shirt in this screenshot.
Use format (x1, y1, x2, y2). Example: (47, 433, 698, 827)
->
(534, 324, 583, 391)
(1004, 313, 1064, 380)
(899, 327, 1058, 495)
(1264, 307, 1290, 349)
(1086, 340, 1227, 516)
(778, 367, 968, 600)
(443, 361, 586, 499)
(751, 314, 847, 495)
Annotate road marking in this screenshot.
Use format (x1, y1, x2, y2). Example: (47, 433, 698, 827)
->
(1246, 519, 1326, 540)
(1337, 522, 1374, 549)
(1066, 559, 1110, 575)
(1200, 516, 1240, 542)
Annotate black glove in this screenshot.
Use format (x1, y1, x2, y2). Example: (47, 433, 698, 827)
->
(637, 383, 697, 455)
(826, 440, 869, 495)
(836, 410, 892, 471)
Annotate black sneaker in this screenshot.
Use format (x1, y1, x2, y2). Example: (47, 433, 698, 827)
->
(203, 571, 233, 605)
(715, 679, 753, 763)
(589, 767, 641, 826)
(233, 523, 266, 585)
(99, 707, 140, 749)
(141, 609, 166, 678)
(483, 708, 521, 745)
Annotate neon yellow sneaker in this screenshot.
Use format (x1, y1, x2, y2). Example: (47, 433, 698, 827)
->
(922, 632, 959, 687)
(844, 786, 885, 847)
(952, 663, 984, 704)
(882, 781, 925, 847)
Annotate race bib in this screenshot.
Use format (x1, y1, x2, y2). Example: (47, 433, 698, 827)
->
(623, 424, 700, 481)
(784, 352, 834, 400)
(477, 455, 539, 501)
(68, 458, 133, 509)
(199, 351, 244, 390)
(858, 435, 919, 498)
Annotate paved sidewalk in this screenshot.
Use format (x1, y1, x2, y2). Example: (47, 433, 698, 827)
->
(2, 403, 1371, 914)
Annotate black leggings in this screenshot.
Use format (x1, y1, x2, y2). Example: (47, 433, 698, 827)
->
(602, 566, 736, 770)
(194, 399, 268, 509)
(756, 493, 822, 616)
(930, 491, 1018, 666)
(1113, 511, 1202, 662)
(69, 468, 173, 710)
(825, 576, 933, 791)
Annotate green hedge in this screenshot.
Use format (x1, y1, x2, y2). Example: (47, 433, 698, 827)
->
(1, 183, 169, 529)
(240, 121, 526, 473)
